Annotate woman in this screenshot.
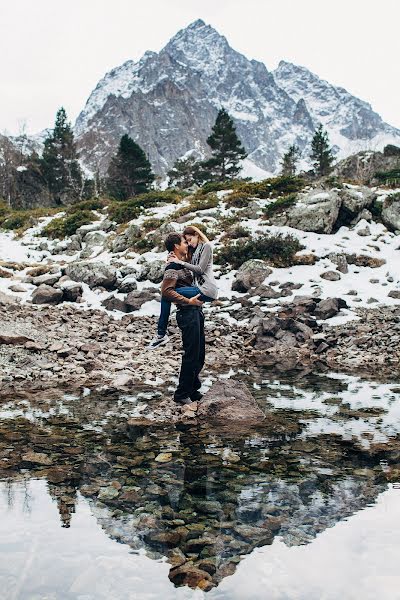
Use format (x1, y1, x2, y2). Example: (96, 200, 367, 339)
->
(148, 225, 218, 349)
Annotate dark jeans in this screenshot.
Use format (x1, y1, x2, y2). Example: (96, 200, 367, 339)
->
(157, 286, 212, 336)
(174, 307, 205, 401)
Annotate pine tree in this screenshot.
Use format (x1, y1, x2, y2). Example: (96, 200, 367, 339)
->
(281, 145, 301, 176)
(202, 109, 247, 182)
(167, 156, 204, 189)
(41, 107, 83, 204)
(106, 134, 154, 200)
(310, 125, 334, 177)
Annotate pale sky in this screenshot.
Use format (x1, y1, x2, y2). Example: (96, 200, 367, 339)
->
(1, 0, 399, 135)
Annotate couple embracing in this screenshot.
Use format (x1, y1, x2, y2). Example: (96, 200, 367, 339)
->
(149, 226, 218, 405)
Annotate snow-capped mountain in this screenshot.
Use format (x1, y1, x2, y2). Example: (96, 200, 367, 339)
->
(74, 19, 400, 177)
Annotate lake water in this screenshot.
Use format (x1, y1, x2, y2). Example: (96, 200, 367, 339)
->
(1, 369, 400, 599)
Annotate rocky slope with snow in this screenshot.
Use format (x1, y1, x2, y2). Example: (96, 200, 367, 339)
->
(1, 178, 400, 391)
(73, 19, 400, 177)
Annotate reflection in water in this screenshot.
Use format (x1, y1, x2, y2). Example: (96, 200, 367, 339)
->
(0, 369, 400, 597)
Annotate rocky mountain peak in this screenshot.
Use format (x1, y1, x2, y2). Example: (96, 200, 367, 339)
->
(164, 20, 232, 74)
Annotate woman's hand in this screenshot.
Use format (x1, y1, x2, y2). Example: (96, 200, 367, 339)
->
(166, 252, 183, 264)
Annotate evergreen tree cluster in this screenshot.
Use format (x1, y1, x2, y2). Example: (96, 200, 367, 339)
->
(168, 108, 247, 188)
(280, 124, 335, 178)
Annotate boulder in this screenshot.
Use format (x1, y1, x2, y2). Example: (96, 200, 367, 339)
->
(345, 254, 386, 268)
(382, 195, 400, 231)
(137, 258, 165, 283)
(270, 188, 342, 233)
(111, 223, 141, 253)
(31, 284, 63, 305)
(125, 288, 158, 310)
(232, 259, 273, 292)
(118, 275, 138, 293)
(197, 380, 265, 425)
(102, 294, 133, 313)
(54, 278, 83, 302)
(31, 272, 62, 286)
(314, 297, 340, 320)
(334, 150, 400, 184)
(320, 270, 341, 281)
(338, 186, 375, 216)
(64, 261, 117, 289)
(80, 231, 107, 258)
(148, 221, 179, 248)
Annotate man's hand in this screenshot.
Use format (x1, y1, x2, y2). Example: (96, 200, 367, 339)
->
(166, 251, 182, 264)
(188, 294, 203, 306)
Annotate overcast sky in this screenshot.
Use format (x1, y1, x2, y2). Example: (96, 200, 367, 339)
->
(1, 0, 399, 135)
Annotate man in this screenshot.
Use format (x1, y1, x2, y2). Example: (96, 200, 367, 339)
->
(161, 232, 205, 405)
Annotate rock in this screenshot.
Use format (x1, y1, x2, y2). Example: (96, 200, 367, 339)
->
(32, 272, 62, 286)
(0, 334, 33, 345)
(137, 258, 165, 283)
(271, 188, 341, 233)
(320, 270, 341, 281)
(388, 290, 400, 299)
(314, 298, 340, 320)
(8, 284, 27, 293)
(54, 279, 83, 302)
(22, 451, 52, 465)
(356, 224, 371, 236)
(382, 195, 400, 231)
(232, 259, 273, 292)
(338, 186, 375, 216)
(261, 317, 282, 336)
(0, 267, 13, 278)
(112, 372, 134, 388)
(0, 291, 20, 305)
(345, 254, 386, 268)
(118, 275, 138, 293)
(251, 284, 282, 299)
(334, 150, 400, 184)
(148, 221, 179, 248)
(31, 284, 64, 305)
(197, 380, 265, 425)
(169, 563, 212, 589)
(25, 341, 46, 351)
(111, 224, 142, 253)
(145, 530, 182, 548)
(125, 289, 158, 310)
(80, 231, 107, 258)
(329, 253, 348, 274)
(98, 486, 120, 501)
(155, 452, 173, 463)
(293, 252, 317, 265)
(102, 294, 132, 313)
(64, 261, 117, 289)
(26, 265, 59, 277)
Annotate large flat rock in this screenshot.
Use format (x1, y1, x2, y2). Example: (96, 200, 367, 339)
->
(197, 380, 265, 425)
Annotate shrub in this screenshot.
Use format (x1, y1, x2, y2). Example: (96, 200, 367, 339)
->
(173, 193, 219, 218)
(67, 199, 108, 214)
(224, 190, 253, 208)
(234, 175, 305, 199)
(221, 225, 251, 241)
(107, 202, 142, 224)
(43, 210, 98, 238)
(374, 170, 400, 187)
(263, 193, 297, 217)
(1, 213, 31, 231)
(215, 232, 304, 269)
(200, 179, 244, 194)
(370, 199, 383, 220)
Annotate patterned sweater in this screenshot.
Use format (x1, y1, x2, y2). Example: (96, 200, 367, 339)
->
(160, 262, 194, 305)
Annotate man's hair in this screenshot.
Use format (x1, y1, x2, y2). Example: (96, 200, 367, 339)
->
(164, 232, 183, 252)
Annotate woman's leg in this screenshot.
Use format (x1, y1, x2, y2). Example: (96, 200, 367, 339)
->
(175, 286, 214, 303)
(157, 298, 172, 337)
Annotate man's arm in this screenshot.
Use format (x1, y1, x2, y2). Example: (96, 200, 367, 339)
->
(161, 263, 202, 306)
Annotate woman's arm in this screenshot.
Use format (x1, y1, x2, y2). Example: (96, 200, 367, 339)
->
(181, 244, 212, 275)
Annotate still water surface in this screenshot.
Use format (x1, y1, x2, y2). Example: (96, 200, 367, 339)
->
(1, 370, 400, 599)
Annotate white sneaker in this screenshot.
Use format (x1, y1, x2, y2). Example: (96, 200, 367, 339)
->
(148, 334, 169, 349)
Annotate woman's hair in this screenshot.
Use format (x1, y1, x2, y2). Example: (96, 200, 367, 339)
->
(182, 225, 209, 244)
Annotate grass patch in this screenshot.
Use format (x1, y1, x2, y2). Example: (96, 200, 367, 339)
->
(66, 199, 108, 214)
(215, 232, 304, 269)
(173, 193, 219, 218)
(234, 175, 305, 199)
(0, 204, 61, 234)
(374, 170, 400, 187)
(263, 193, 297, 217)
(223, 190, 253, 208)
(43, 210, 99, 238)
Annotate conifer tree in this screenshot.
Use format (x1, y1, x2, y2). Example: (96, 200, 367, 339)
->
(41, 107, 83, 204)
(202, 109, 247, 182)
(281, 144, 301, 176)
(310, 124, 334, 177)
(167, 156, 204, 189)
(106, 134, 154, 200)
